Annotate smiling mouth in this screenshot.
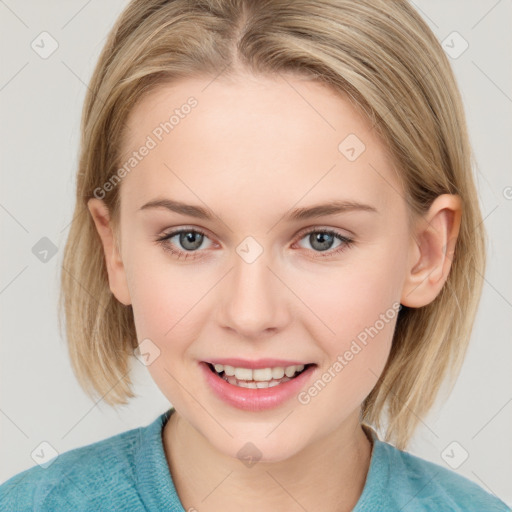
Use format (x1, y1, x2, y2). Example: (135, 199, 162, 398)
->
(206, 362, 316, 388)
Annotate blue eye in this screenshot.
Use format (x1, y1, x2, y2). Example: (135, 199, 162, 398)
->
(156, 228, 211, 260)
(296, 228, 354, 258)
(156, 227, 354, 260)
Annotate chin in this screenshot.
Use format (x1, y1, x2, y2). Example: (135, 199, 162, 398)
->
(217, 431, 308, 466)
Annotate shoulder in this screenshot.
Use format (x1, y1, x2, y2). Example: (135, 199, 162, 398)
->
(0, 424, 144, 511)
(375, 438, 510, 511)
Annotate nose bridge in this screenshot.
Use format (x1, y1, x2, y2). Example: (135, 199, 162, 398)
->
(219, 237, 289, 336)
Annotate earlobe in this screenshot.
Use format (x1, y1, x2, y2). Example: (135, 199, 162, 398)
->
(87, 198, 132, 306)
(400, 194, 462, 308)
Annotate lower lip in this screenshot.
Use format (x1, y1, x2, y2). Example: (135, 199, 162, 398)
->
(199, 361, 317, 412)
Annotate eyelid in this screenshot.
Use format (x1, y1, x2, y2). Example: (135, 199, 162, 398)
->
(157, 225, 214, 242)
(157, 224, 352, 244)
(295, 224, 354, 239)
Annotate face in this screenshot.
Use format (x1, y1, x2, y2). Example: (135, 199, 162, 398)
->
(96, 72, 417, 461)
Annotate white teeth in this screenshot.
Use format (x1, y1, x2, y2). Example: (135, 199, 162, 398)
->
(223, 374, 292, 388)
(253, 368, 273, 381)
(234, 367, 253, 380)
(284, 366, 297, 377)
(272, 367, 285, 379)
(211, 363, 308, 382)
(223, 365, 236, 377)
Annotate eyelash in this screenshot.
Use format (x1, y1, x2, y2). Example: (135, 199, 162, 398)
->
(155, 227, 354, 261)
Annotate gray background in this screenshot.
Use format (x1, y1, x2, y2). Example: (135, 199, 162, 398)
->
(1, 0, 511, 506)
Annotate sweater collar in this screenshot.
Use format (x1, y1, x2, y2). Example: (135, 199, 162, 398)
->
(137, 408, 390, 512)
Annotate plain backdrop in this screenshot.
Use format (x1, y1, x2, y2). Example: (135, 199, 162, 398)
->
(1, 0, 511, 506)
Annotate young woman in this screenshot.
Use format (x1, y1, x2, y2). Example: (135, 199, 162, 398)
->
(1, 1, 509, 510)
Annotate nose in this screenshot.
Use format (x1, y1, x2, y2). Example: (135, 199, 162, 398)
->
(217, 250, 291, 338)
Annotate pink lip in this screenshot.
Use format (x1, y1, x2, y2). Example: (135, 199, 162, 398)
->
(199, 361, 317, 412)
(204, 358, 312, 369)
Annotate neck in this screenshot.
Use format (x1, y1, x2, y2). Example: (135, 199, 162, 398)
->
(162, 409, 373, 512)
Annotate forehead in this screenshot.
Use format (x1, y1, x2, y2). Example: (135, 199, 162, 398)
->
(118, 73, 403, 222)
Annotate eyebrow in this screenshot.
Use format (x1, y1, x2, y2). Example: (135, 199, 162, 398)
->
(139, 198, 378, 221)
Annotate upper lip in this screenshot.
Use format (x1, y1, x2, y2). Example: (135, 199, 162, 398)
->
(204, 358, 314, 369)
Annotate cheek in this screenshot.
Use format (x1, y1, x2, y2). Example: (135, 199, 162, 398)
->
(129, 273, 201, 341)
(126, 245, 214, 354)
(293, 269, 398, 414)
(293, 245, 405, 336)
(288, 244, 405, 392)
(126, 261, 211, 402)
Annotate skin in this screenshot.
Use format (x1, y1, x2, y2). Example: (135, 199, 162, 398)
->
(88, 72, 461, 512)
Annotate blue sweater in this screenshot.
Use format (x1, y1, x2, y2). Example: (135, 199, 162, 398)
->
(0, 408, 509, 511)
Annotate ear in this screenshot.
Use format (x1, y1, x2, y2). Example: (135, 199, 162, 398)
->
(87, 198, 132, 306)
(400, 194, 462, 308)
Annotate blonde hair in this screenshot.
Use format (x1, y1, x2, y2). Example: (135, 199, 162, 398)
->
(59, 0, 485, 450)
